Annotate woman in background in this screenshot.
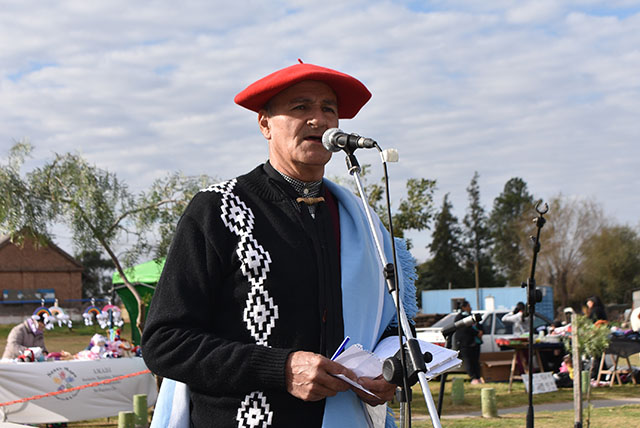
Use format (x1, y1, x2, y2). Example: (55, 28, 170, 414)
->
(586, 296, 607, 322)
(501, 301, 528, 335)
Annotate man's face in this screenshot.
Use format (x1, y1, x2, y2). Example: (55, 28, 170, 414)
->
(258, 80, 339, 181)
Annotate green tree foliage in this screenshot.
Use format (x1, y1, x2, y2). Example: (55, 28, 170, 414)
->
(0, 142, 214, 334)
(335, 164, 437, 249)
(581, 225, 640, 304)
(415, 194, 469, 292)
(77, 250, 115, 299)
(462, 171, 505, 287)
(563, 315, 610, 359)
(489, 177, 535, 286)
(390, 178, 437, 243)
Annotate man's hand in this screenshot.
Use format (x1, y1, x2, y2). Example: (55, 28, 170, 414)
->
(352, 375, 396, 406)
(285, 351, 357, 401)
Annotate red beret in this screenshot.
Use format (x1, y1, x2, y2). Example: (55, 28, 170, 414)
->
(234, 61, 371, 119)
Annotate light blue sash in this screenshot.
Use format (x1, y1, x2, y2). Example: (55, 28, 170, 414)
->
(321, 181, 417, 428)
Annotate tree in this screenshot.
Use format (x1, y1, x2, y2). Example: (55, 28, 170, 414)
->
(415, 194, 469, 292)
(0, 141, 213, 336)
(581, 225, 640, 304)
(489, 177, 535, 285)
(334, 164, 437, 249)
(533, 194, 606, 309)
(77, 250, 114, 300)
(462, 171, 504, 288)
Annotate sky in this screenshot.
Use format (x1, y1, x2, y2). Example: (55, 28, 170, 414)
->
(1, 0, 639, 262)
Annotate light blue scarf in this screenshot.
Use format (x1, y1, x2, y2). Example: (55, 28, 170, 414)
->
(321, 180, 417, 428)
(150, 179, 418, 428)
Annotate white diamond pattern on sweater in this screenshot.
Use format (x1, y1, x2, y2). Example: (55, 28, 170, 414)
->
(235, 391, 273, 428)
(201, 179, 278, 345)
(202, 179, 278, 427)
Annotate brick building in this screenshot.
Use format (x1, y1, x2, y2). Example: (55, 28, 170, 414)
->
(0, 233, 83, 323)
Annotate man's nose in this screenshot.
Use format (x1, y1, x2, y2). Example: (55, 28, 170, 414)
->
(307, 107, 330, 128)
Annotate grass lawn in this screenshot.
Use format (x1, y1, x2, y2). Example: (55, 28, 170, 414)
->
(414, 405, 640, 428)
(398, 374, 640, 416)
(2, 324, 639, 427)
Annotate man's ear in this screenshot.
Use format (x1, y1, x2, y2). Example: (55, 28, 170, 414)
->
(258, 110, 270, 140)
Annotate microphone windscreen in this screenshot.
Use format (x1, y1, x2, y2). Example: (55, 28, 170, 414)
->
(322, 128, 343, 152)
(381, 149, 399, 162)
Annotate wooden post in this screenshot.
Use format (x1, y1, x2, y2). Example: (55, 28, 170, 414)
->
(118, 411, 135, 428)
(133, 394, 148, 428)
(481, 387, 498, 418)
(571, 311, 583, 428)
(451, 377, 464, 405)
(581, 370, 590, 397)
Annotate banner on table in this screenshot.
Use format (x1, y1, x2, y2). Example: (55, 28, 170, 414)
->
(0, 358, 157, 423)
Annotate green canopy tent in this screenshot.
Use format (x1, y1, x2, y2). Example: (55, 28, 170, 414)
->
(112, 259, 165, 345)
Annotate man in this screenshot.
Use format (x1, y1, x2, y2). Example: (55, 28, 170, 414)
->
(2, 314, 48, 360)
(453, 300, 484, 384)
(142, 61, 418, 427)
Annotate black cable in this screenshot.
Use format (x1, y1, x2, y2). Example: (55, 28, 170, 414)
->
(376, 143, 412, 426)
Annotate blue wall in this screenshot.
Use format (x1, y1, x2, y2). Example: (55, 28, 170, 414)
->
(420, 286, 555, 320)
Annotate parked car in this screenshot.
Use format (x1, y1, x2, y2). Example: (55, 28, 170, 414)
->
(416, 309, 553, 353)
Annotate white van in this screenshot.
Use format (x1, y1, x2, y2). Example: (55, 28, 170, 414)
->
(416, 309, 553, 353)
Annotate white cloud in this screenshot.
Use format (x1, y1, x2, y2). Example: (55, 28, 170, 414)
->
(505, 0, 563, 24)
(1, 0, 639, 262)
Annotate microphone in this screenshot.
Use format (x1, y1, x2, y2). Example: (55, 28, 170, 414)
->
(322, 128, 377, 152)
(441, 313, 482, 337)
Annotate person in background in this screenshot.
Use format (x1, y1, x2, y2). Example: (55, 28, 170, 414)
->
(501, 301, 528, 335)
(2, 314, 48, 360)
(630, 306, 640, 332)
(454, 300, 484, 384)
(585, 296, 608, 379)
(586, 296, 607, 322)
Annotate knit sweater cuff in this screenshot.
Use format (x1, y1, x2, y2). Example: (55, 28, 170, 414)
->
(250, 346, 294, 391)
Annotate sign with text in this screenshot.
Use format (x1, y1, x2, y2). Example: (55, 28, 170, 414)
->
(522, 371, 558, 394)
(0, 358, 157, 423)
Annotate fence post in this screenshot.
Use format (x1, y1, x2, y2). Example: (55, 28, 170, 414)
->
(118, 410, 135, 428)
(481, 387, 497, 418)
(133, 393, 148, 428)
(451, 377, 464, 405)
(581, 370, 590, 396)
(571, 311, 583, 428)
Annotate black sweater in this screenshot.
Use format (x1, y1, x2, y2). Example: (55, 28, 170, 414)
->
(142, 164, 345, 427)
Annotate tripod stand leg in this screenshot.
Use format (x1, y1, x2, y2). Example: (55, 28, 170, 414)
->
(437, 373, 447, 416)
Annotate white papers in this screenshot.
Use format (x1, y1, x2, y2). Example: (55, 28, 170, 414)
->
(374, 336, 461, 379)
(330, 374, 380, 398)
(331, 336, 462, 395)
(332, 344, 383, 397)
(334, 344, 383, 378)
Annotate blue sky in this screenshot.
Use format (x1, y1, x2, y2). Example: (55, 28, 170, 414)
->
(1, 1, 639, 262)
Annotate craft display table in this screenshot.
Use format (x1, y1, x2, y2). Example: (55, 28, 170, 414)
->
(596, 337, 640, 386)
(496, 337, 564, 392)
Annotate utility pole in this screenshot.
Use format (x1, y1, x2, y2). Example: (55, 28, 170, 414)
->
(474, 259, 480, 309)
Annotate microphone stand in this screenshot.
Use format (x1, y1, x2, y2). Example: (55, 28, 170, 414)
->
(436, 333, 453, 416)
(521, 201, 548, 428)
(435, 313, 479, 416)
(342, 148, 443, 428)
